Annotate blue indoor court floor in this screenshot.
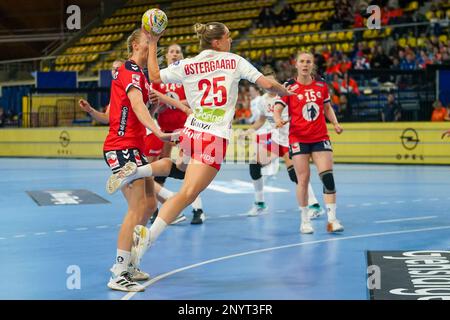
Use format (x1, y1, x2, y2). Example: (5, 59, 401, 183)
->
(0, 157, 449, 300)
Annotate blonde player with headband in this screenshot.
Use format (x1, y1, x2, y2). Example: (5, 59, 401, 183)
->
(274, 51, 344, 234)
(106, 22, 293, 269)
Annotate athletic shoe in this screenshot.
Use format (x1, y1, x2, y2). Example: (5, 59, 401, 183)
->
(132, 225, 152, 266)
(327, 219, 344, 233)
(171, 213, 187, 225)
(308, 203, 324, 219)
(107, 271, 145, 292)
(300, 221, 314, 234)
(106, 161, 137, 195)
(128, 265, 150, 281)
(247, 202, 267, 217)
(191, 209, 205, 224)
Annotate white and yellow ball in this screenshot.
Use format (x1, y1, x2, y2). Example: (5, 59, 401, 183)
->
(142, 8, 168, 35)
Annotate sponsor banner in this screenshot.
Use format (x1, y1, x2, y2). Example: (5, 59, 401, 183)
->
(27, 189, 110, 206)
(0, 123, 449, 164)
(367, 250, 450, 300)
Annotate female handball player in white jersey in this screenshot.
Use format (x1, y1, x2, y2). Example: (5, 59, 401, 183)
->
(107, 22, 293, 268)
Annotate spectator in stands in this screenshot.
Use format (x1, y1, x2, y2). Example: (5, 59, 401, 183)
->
(431, 100, 448, 121)
(257, 7, 277, 28)
(400, 53, 417, 70)
(381, 93, 402, 122)
(278, 3, 297, 26)
(354, 55, 371, 70)
(332, 72, 361, 97)
(371, 46, 392, 69)
(234, 103, 252, 124)
(417, 50, 433, 69)
(0, 107, 5, 128)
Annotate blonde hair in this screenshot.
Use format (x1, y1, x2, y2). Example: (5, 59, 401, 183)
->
(127, 29, 143, 58)
(193, 22, 227, 50)
(296, 50, 317, 78)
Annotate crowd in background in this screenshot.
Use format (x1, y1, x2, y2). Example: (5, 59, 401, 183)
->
(233, 0, 450, 124)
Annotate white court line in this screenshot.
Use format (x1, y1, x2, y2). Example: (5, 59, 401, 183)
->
(74, 227, 88, 231)
(96, 225, 109, 229)
(394, 201, 405, 204)
(13, 235, 26, 238)
(412, 199, 423, 202)
(276, 210, 286, 213)
(346, 204, 357, 207)
(361, 203, 372, 206)
(34, 232, 47, 236)
(375, 216, 437, 224)
(55, 230, 67, 233)
(121, 224, 450, 300)
(379, 202, 389, 205)
(0, 237, 6, 240)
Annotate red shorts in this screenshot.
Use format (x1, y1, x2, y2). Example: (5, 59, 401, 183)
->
(256, 133, 272, 145)
(179, 127, 228, 171)
(263, 140, 289, 157)
(143, 133, 164, 157)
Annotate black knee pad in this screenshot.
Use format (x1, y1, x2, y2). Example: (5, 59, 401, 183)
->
(169, 162, 186, 180)
(287, 165, 298, 184)
(319, 170, 336, 194)
(249, 163, 262, 180)
(154, 176, 167, 185)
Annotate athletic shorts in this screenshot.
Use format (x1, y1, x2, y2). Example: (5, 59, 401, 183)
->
(178, 127, 228, 171)
(289, 140, 333, 157)
(103, 148, 149, 173)
(143, 134, 164, 157)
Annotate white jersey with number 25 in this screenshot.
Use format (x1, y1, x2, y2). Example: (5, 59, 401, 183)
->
(160, 49, 263, 139)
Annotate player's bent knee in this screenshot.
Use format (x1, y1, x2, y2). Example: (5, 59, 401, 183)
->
(154, 176, 167, 184)
(249, 163, 262, 180)
(319, 170, 336, 194)
(287, 165, 297, 184)
(169, 161, 186, 180)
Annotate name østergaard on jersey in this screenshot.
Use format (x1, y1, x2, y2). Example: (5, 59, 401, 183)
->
(184, 59, 237, 75)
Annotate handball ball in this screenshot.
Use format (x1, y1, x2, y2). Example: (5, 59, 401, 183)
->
(142, 8, 168, 35)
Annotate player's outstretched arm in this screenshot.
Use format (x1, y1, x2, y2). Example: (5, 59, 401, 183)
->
(79, 99, 110, 124)
(144, 28, 164, 84)
(256, 76, 293, 97)
(128, 87, 174, 142)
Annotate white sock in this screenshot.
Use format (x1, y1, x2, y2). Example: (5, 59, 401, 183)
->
(149, 217, 167, 243)
(326, 203, 337, 222)
(125, 164, 153, 184)
(158, 186, 174, 200)
(112, 249, 131, 276)
(253, 178, 264, 203)
(192, 195, 203, 210)
(307, 183, 319, 206)
(300, 206, 310, 223)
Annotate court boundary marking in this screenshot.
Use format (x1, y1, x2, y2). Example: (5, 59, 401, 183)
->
(121, 224, 450, 300)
